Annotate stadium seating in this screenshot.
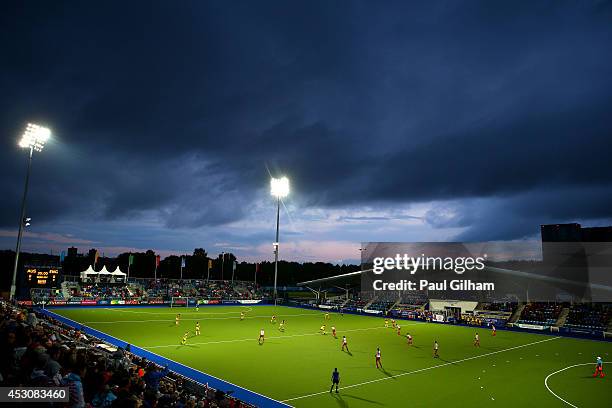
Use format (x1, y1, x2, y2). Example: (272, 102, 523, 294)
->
(30, 280, 265, 305)
(0, 300, 253, 408)
(564, 304, 610, 331)
(517, 303, 564, 325)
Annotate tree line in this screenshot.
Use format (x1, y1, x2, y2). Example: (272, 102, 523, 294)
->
(0, 248, 360, 290)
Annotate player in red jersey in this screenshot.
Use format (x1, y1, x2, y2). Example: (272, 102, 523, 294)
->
(397, 325, 401, 335)
(491, 324, 496, 336)
(594, 357, 604, 378)
(332, 326, 337, 338)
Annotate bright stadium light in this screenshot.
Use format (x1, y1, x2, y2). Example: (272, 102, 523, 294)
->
(19, 123, 51, 152)
(10, 123, 52, 301)
(270, 176, 290, 305)
(270, 176, 289, 198)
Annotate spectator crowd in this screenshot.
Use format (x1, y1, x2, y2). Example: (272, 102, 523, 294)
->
(0, 300, 253, 408)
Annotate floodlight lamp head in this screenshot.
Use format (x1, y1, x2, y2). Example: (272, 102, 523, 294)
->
(270, 176, 290, 198)
(19, 123, 51, 152)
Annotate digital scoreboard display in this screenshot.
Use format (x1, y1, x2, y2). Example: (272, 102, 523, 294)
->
(25, 267, 61, 288)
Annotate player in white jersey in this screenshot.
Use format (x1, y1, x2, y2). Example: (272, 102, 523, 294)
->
(406, 333, 413, 345)
(258, 329, 265, 344)
(375, 347, 382, 368)
(474, 333, 480, 347)
(341, 335, 349, 352)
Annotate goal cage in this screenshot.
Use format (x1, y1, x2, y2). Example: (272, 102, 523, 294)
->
(170, 297, 194, 308)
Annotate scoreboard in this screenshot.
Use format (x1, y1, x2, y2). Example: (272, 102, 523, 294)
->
(25, 267, 61, 288)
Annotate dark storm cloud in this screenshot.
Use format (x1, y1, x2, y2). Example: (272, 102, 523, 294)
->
(1, 1, 611, 241)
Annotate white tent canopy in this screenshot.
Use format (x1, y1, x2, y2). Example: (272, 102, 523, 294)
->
(98, 266, 112, 275)
(79, 265, 126, 281)
(109, 267, 126, 276)
(80, 265, 98, 280)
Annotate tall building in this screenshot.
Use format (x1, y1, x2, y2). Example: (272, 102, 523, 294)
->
(580, 226, 612, 242)
(67, 246, 78, 258)
(541, 223, 612, 244)
(540, 223, 582, 243)
(540, 223, 612, 302)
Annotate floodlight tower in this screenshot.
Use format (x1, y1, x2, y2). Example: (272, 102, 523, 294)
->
(10, 123, 51, 301)
(270, 176, 289, 306)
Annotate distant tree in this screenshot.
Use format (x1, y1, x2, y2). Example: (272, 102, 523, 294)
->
(193, 248, 207, 258)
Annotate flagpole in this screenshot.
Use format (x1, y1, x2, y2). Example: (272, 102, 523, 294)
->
(254, 263, 257, 286)
(207, 260, 210, 282)
(221, 252, 225, 281)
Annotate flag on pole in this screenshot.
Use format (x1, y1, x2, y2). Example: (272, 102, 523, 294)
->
(154, 255, 160, 281)
(128, 254, 134, 266)
(208, 259, 213, 269)
(94, 250, 99, 266)
(232, 261, 237, 271)
(181, 256, 186, 268)
(60, 251, 65, 263)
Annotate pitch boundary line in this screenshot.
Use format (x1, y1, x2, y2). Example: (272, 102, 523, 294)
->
(544, 362, 592, 408)
(144, 324, 420, 349)
(282, 336, 562, 402)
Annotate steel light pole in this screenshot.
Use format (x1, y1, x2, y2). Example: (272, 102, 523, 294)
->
(10, 123, 51, 301)
(270, 176, 289, 306)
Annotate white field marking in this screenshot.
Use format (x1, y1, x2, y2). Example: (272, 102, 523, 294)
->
(101, 306, 255, 315)
(544, 363, 592, 408)
(282, 336, 562, 402)
(144, 324, 421, 349)
(83, 312, 325, 324)
(40, 309, 293, 408)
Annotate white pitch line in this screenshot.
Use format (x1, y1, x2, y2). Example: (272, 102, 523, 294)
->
(144, 325, 420, 349)
(82, 312, 326, 324)
(102, 307, 254, 315)
(282, 336, 562, 402)
(544, 362, 592, 408)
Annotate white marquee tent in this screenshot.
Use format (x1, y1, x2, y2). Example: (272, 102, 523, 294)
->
(79, 265, 127, 282)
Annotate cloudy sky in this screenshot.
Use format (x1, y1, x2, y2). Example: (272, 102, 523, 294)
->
(1, 1, 611, 263)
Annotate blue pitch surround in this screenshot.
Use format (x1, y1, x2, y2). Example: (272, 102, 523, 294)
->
(37, 307, 292, 408)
